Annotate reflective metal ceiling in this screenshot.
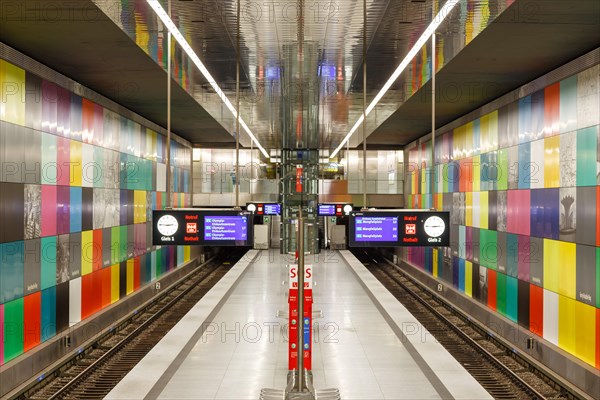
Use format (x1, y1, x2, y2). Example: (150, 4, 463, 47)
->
(1, 0, 598, 154)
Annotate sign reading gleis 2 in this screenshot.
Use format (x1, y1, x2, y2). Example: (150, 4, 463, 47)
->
(153, 209, 253, 246)
(349, 210, 450, 247)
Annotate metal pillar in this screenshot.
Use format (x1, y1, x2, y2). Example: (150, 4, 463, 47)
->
(296, 210, 305, 391)
(166, 0, 172, 207)
(361, 0, 367, 211)
(235, 0, 241, 209)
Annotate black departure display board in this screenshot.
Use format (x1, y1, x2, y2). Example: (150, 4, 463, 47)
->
(153, 209, 253, 246)
(349, 211, 450, 247)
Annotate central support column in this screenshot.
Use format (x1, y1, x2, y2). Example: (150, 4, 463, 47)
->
(280, 39, 320, 255)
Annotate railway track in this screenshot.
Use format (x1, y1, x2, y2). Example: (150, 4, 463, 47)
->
(352, 249, 579, 400)
(15, 249, 246, 400)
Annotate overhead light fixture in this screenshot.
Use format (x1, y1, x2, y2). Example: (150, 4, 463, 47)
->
(146, 0, 269, 159)
(330, 0, 461, 159)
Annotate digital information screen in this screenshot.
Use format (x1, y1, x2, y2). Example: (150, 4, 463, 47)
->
(153, 209, 253, 246)
(354, 216, 399, 242)
(263, 203, 281, 215)
(349, 211, 450, 248)
(317, 204, 336, 216)
(204, 216, 248, 241)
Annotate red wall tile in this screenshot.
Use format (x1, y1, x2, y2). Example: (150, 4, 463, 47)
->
(23, 292, 41, 352)
(530, 284, 544, 337)
(488, 269, 497, 311)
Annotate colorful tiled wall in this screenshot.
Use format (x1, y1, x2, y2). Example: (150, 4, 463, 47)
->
(0, 59, 192, 365)
(404, 64, 600, 369)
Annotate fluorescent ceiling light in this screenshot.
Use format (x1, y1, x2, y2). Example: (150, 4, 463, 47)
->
(330, 0, 461, 159)
(146, 0, 269, 159)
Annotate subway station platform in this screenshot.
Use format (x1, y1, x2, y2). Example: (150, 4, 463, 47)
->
(106, 250, 491, 399)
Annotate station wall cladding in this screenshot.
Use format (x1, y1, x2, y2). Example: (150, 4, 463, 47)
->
(0, 59, 192, 365)
(403, 63, 600, 370)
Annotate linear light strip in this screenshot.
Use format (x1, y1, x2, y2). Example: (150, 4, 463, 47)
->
(330, 0, 461, 159)
(146, 0, 270, 159)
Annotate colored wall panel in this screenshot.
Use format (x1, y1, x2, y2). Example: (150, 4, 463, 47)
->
(507, 190, 530, 236)
(574, 301, 596, 367)
(23, 292, 41, 351)
(558, 295, 577, 356)
(56, 186, 70, 235)
(3, 298, 24, 362)
(93, 229, 103, 271)
(576, 187, 596, 246)
(0, 60, 26, 125)
(544, 83, 560, 137)
(110, 264, 120, 304)
(81, 230, 93, 276)
(559, 76, 578, 134)
(506, 276, 518, 323)
(81, 273, 93, 320)
(0, 304, 3, 365)
(70, 187, 82, 232)
(544, 136, 560, 187)
(0, 241, 25, 304)
(517, 143, 531, 189)
(101, 267, 111, 309)
(41, 185, 57, 237)
(56, 282, 70, 332)
(41, 134, 57, 185)
(559, 131, 577, 187)
(488, 269, 497, 311)
(517, 235, 530, 281)
(557, 242, 576, 299)
(465, 261, 473, 297)
(126, 259, 134, 295)
(1, 183, 24, 243)
(576, 126, 598, 186)
(530, 139, 545, 189)
(479, 191, 488, 230)
(67, 278, 81, 328)
(70, 140, 82, 186)
(543, 189, 560, 239)
(496, 272, 507, 316)
(41, 286, 56, 341)
(543, 289, 559, 345)
(56, 137, 70, 186)
(543, 239, 560, 293)
(40, 236, 56, 290)
(517, 280, 530, 328)
(530, 285, 544, 337)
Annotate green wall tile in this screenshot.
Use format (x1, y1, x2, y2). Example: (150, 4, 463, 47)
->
(496, 272, 507, 317)
(4, 298, 24, 362)
(506, 276, 518, 322)
(576, 127, 598, 186)
(40, 236, 56, 290)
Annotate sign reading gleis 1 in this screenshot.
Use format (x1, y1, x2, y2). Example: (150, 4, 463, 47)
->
(349, 210, 450, 247)
(152, 209, 253, 246)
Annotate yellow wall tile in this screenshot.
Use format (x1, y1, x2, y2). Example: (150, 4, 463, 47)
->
(544, 136, 560, 187)
(126, 259, 134, 295)
(466, 192, 473, 226)
(466, 261, 473, 297)
(110, 264, 120, 304)
(557, 242, 576, 299)
(574, 302, 596, 367)
(558, 295, 576, 356)
(543, 239, 559, 293)
(81, 230, 93, 276)
(480, 191, 489, 230)
(0, 60, 26, 125)
(70, 140, 82, 186)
